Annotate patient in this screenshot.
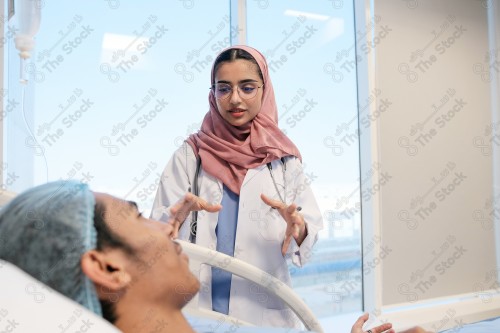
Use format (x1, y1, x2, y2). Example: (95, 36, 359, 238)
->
(0, 180, 424, 333)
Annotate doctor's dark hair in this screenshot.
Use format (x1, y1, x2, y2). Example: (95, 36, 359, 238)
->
(213, 48, 264, 83)
(93, 201, 133, 324)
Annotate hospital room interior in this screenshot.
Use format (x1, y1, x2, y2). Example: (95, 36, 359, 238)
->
(0, 0, 499, 332)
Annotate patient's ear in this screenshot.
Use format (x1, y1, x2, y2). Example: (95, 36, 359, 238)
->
(81, 250, 131, 294)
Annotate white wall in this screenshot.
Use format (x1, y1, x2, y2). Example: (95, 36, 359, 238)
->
(357, 0, 500, 331)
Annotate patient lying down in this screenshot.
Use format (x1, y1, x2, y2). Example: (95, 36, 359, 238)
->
(0, 181, 431, 333)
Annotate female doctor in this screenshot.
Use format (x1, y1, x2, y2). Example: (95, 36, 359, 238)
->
(151, 45, 323, 329)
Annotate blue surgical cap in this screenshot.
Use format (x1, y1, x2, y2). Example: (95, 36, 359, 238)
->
(0, 180, 102, 316)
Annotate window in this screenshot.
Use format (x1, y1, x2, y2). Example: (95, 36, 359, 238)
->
(5, 1, 230, 203)
(246, 1, 363, 319)
(2, 0, 363, 328)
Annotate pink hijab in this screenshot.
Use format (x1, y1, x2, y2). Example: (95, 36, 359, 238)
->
(186, 45, 302, 195)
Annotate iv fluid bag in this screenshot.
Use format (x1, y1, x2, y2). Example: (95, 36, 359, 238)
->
(14, 0, 41, 55)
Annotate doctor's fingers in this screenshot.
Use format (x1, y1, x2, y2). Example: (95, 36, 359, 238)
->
(282, 204, 304, 230)
(169, 202, 194, 224)
(268, 199, 302, 222)
(369, 324, 394, 333)
(281, 220, 301, 254)
(168, 201, 197, 232)
(193, 199, 222, 213)
(285, 202, 299, 214)
(180, 193, 221, 212)
(169, 220, 182, 239)
(291, 223, 300, 239)
(260, 194, 296, 220)
(281, 233, 293, 256)
(171, 195, 207, 218)
(260, 193, 287, 210)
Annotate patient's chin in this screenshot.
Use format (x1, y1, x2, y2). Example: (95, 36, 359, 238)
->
(187, 278, 201, 301)
(174, 278, 200, 306)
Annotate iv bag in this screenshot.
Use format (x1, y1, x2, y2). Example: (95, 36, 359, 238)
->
(13, 0, 41, 58)
(13, 0, 42, 83)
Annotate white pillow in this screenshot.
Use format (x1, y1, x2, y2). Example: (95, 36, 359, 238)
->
(0, 260, 121, 332)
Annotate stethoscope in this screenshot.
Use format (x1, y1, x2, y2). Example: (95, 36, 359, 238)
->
(188, 155, 202, 243)
(187, 153, 287, 243)
(267, 158, 301, 212)
(267, 157, 287, 205)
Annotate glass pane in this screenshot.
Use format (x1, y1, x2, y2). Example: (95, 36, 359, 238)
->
(4, 1, 230, 215)
(247, 0, 362, 321)
(3, 0, 363, 328)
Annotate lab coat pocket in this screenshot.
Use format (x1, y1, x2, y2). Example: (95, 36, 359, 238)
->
(262, 307, 298, 328)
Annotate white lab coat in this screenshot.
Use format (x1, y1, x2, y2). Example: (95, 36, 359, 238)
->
(151, 142, 323, 328)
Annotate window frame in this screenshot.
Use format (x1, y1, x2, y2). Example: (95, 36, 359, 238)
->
(0, 0, 15, 206)
(356, 0, 500, 331)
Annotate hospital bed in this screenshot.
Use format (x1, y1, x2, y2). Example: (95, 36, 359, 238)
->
(2, 253, 500, 333)
(0, 259, 121, 332)
(0, 257, 312, 332)
(177, 239, 324, 333)
(0, 237, 323, 333)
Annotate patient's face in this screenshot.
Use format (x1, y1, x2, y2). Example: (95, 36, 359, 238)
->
(93, 193, 199, 307)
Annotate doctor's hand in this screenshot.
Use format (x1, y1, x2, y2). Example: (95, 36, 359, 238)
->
(168, 192, 222, 238)
(260, 194, 308, 256)
(350, 313, 394, 333)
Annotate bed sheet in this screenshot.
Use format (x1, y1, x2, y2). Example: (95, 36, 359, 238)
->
(439, 316, 500, 333)
(187, 315, 310, 333)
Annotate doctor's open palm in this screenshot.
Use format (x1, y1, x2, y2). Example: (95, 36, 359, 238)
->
(260, 193, 308, 256)
(167, 192, 222, 238)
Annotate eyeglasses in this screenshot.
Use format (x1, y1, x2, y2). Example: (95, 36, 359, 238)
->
(211, 82, 264, 100)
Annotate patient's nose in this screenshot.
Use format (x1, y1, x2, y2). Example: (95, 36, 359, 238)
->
(161, 221, 175, 238)
(148, 218, 175, 238)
